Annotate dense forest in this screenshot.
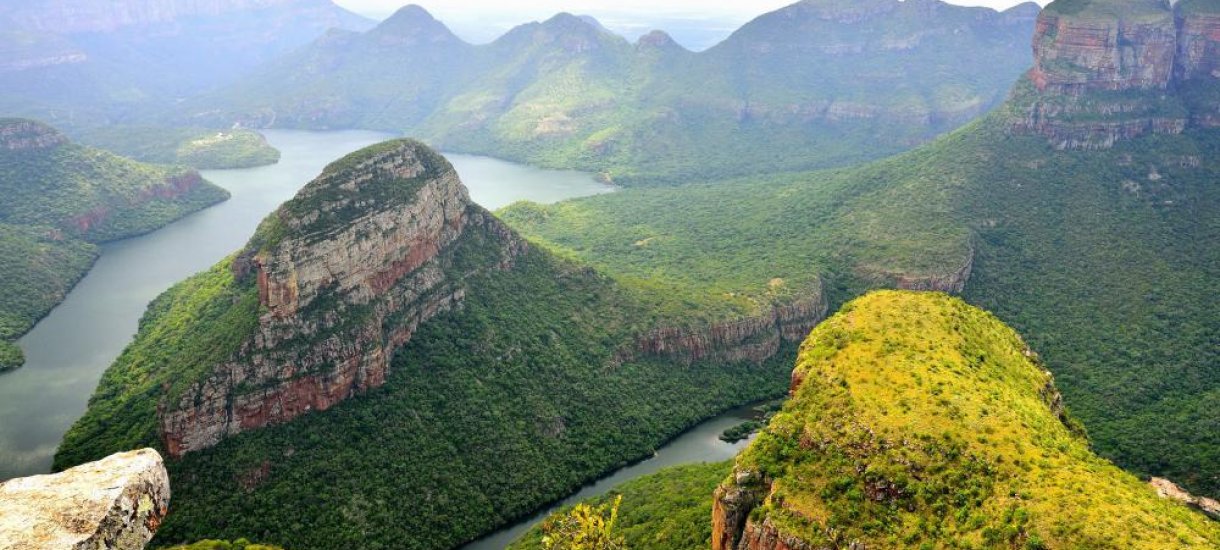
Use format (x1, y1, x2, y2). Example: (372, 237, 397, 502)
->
(0, 119, 229, 369)
(502, 92, 1220, 496)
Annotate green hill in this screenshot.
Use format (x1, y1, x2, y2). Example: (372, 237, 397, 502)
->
(509, 293, 1220, 549)
(190, 1, 1038, 186)
(0, 119, 228, 370)
(55, 140, 801, 549)
(717, 291, 1220, 549)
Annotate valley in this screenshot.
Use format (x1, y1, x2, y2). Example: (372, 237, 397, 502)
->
(1, 0, 1218, 549)
(0, 129, 613, 480)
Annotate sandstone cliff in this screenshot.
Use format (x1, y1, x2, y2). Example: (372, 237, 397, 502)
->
(618, 286, 828, 367)
(159, 140, 526, 457)
(0, 449, 170, 550)
(1012, 0, 1220, 148)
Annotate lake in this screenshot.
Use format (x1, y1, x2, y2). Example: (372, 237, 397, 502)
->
(0, 130, 614, 480)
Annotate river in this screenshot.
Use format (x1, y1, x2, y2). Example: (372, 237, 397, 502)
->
(461, 405, 760, 550)
(0, 130, 615, 480)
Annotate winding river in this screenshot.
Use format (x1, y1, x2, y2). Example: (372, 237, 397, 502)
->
(0, 130, 614, 480)
(0, 130, 748, 549)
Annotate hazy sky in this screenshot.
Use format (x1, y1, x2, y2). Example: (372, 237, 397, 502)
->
(334, 0, 1051, 48)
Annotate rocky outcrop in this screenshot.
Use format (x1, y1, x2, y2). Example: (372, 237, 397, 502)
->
(1014, 0, 1220, 148)
(618, 284, 828, 366)
(0, 119, 68, 151)
(856, 245, 975, 294)
(712, 469, 769, 550)
(1175, 8, 1220, 81)
(0, 449, 170, 550)
(1151, 477, 1220, 520)
(159, 141, 525, 457)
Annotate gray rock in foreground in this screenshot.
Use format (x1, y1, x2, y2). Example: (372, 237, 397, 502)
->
(0, 449, 170, 550)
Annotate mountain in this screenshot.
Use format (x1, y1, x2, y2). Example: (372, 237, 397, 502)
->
(0, 0, 372, 146)
(0, 119, 228, 371)
(189, 0, 1039, 185)
(55, 139, 825, 548)
(502, 0, 1220, 499)
(711, 291, 1220, 549)
(509, 293, 1220, 550)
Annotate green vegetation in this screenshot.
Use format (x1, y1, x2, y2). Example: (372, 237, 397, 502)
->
(728, 291, 1220, 548)
(79, 127, 281, 170)
(719, 400, 782, 443)
(0, 119, 228, 370)
(540, 495, 625, 550)
(161, 540, 284, 550)
(56, 141, 796, 549)
(511, 462, 731, 550)
(198, 1, 1035, 186)
(502, 95, 1220, 497)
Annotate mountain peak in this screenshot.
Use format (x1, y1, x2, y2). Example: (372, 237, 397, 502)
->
(369, 4, 460, 44)
(636, 29, 682, 50)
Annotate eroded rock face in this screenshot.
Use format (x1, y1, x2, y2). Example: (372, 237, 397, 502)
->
(1015, 1, 1220, 148)
(618, 285, 828, 366)
(1151, 477, 1220, 520)
(159, 141, 525, 457)
(1030, 9, 1178, 93)
(0, 119, 68, 151)
(0, 449, 170, 550)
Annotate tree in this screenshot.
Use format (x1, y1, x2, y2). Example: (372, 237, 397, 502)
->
(541, 495, 625, 550)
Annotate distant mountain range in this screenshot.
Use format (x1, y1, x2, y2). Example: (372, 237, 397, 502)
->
(0, 0, 372, 131)
(183, 0, 1041, 184)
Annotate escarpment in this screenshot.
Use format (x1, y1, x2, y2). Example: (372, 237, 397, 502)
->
(712, 291, 1220, 550)
(619, 285, 828, 366)
(159, 140, 526, 457)
(1012, 0, 1220, 148)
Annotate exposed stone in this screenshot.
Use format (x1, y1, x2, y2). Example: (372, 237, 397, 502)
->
(0, 449, 170, 550)
(0, 119, 69, 151)
(618, 283, 828, 367)
(1151, 477, 1220, 520)
(1014, 1, 1220, 148)
(159, 141, 525, 457)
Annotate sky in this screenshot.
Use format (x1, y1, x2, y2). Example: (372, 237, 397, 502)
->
(333, 0, 1051, 48)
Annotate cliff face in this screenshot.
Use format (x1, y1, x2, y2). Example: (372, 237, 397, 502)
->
(0, 449, 170, 550)
(0, 119, 68, 151)
(1013, 0, 1220, 148)
(619, 288, 828, 367)
(159, 140, 526, 457)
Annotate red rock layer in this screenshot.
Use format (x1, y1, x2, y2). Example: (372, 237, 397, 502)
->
(1016, 4, 1220, 148)
(158, 144, 524, 457)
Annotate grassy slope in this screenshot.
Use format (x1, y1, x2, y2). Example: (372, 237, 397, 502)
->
(0, 122, 229, 368)
(501, 102, 1220, 496)
(509, 462, 732, 550)
(734, 291, 1220, 548)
